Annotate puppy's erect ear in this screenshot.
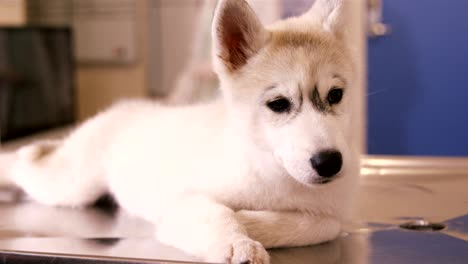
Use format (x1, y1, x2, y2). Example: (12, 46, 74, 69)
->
(304, 0, 346, 38)
(212, 0, 269, 73)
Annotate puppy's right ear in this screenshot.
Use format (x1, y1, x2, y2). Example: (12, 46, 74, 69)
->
(212, 0, 269, 74)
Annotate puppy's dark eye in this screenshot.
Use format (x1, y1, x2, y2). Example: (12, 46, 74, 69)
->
(327, 88, 343, 105)
(267, 97, 291, 113)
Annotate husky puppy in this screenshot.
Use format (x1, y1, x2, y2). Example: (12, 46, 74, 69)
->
(0, 0, 359, 263)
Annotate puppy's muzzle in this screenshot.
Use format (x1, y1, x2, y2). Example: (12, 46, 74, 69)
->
(310, 149, 342, 182)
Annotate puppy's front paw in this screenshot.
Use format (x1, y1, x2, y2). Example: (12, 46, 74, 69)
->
(229, 239, 270, 264)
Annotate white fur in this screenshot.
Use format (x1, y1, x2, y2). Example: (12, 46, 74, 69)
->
(0, 152, 15, 187)
(0, 0, 359, 263)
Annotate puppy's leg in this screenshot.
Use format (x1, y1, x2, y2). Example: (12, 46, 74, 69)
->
(236, 210, 341, 249)
(156, 195, 270, 264)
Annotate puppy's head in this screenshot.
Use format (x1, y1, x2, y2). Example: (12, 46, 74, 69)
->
(212, 0, 357, 186)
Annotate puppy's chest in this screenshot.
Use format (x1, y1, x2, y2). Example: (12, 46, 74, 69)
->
(195, 157, 322, 212)
(218, 180, 317, 212)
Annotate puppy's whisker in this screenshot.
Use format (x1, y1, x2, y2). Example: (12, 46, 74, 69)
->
(366, 89, 387, 97)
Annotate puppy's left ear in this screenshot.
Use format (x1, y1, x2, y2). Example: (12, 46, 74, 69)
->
(212, 0, 269, 74)
(304, 0, 347, 39)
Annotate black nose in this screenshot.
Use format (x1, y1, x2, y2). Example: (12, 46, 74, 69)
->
(310, 150, 342, 178)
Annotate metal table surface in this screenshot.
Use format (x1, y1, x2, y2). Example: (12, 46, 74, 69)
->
(0, 155, 468, 263)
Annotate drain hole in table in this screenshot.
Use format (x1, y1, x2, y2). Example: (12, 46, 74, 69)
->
(399, 220, 446, 231)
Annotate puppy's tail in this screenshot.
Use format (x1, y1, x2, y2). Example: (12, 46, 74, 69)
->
(16, 140, 60, 161)
(0, 140, 60, 187)
(0, 151, 16, 187)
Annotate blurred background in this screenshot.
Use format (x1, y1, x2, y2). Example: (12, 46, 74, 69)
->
(0, 0, 466, 157)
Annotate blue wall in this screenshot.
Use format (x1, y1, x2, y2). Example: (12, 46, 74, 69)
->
(367, 0, 468, 156)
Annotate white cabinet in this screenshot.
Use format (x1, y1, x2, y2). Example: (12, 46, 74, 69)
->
(73, 0, 137, 64)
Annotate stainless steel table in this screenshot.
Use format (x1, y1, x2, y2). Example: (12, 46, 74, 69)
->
(1, 155, 467, 263)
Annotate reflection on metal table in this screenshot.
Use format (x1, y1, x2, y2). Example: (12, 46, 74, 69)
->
(1, 155, 468, 263)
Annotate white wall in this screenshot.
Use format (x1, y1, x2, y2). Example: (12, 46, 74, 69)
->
(346, 0, 367, 154)
(149, 0, 201, 97)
